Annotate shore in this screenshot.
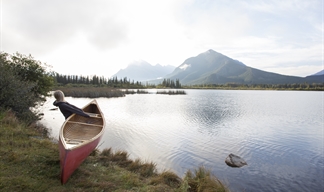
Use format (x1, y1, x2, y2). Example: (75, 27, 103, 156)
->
(0, 110, 230, 192)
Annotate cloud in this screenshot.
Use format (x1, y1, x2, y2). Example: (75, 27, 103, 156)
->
(88, 18, 129, 50)
(1, 0, 323, 77)
(2, 0, 127, 53)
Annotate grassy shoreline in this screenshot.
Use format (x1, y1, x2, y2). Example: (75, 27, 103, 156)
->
(0, 110, 229, 192)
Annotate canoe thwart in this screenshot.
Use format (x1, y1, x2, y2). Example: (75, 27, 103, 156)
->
(65, 138, 86, 144)
(85, 112, 101, 118)
(67, 121, 103, 127)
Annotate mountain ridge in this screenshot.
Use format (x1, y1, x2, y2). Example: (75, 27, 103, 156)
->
(112, 60, 175, 81)
(310, 69, 324, 76)
(163, 49, 323, 85)
(112, 49, 323, 85)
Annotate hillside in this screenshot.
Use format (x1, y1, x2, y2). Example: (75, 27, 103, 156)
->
(163, 49, 323, 85)
(310, 69, 324, 76)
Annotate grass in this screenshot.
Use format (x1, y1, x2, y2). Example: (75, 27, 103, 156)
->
(156, 90, 187, 95)
(0, 110, 230, 192)
(184, 167, 229, 192)
(55, 87, 126, 98)
(53, 87, 150, 98)
(53, 87, 188, 98)
(123, 89, 150, 94)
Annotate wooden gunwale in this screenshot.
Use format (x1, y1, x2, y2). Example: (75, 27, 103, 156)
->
(67, 121, 103, 127)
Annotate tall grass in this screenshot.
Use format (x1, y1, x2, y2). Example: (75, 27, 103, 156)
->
(53, 87, 188, 98)
(156, 90, 186, 95)
(124, 89, 150, 94)
(56, 87, 125, 98)
(53, 87, 151, 98)
(183, 167, 230, 192)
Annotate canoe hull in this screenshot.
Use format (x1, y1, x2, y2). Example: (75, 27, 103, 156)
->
(58, 100, 105, 184)
(59, 134, 102, 184)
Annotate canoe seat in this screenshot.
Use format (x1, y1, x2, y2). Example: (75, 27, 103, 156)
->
(70, 115, 103, 124)
(65, 138, 86, 144)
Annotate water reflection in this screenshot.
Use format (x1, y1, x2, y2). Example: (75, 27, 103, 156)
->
(38, 90, 324, 192)
(183, 91, 244, 136)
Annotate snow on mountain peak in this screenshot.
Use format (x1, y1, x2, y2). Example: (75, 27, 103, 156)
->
(180, 63, 191, 70)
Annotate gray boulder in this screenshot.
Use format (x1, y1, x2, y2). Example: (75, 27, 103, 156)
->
(225, 153, 247, 168)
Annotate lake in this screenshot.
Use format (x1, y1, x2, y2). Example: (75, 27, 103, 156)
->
(38, 89, 324, 192)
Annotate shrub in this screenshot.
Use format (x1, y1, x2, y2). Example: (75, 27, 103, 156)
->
(0, 52, 54, 123)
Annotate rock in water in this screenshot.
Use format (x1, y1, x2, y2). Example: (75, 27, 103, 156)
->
(225, 153, 247, 168)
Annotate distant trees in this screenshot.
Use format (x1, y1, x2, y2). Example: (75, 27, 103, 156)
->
(184, 82, 324, 90)
(53, 75, 183, 89)
(53, 74, 144, 88)
(0, 52, 54, 122)
(158, 79, 181, 88)
(52, 71, 323, 91)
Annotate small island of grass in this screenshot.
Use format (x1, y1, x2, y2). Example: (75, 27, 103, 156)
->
(156, 90, 186, 95)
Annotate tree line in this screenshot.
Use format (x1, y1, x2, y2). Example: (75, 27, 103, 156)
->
(54, 73, 182, 88)
(159, 78, 181, 88)
(54, 74, 144, 88)
(185, 82, 324, 90)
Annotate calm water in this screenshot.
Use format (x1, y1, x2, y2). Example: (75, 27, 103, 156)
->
(39, 90, 324, 192)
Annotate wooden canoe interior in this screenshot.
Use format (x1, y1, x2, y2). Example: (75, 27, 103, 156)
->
(63, 103, 104, 146)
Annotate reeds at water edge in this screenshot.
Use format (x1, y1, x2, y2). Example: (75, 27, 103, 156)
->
(54, 87, 186, 98)
(55, 87, 125, 98)
(156, 90, 186, 95)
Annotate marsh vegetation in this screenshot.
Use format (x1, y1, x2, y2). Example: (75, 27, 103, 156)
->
(54, 86, 186, 98)
(156, 90, 186, 95)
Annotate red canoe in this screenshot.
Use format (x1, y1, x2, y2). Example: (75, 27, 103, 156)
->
(59, 100, 105, 184)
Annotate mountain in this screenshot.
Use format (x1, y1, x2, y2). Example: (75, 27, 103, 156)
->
(303, 69, 324, 83)
(310, 69, 324, 76)
(112, 60, 175, 81)
(162, 49, 323, 85)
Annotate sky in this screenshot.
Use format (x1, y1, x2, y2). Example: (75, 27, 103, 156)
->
(1, 0, 323, 77)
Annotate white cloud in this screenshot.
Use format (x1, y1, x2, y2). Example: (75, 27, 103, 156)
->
(1, 0, 323, 77)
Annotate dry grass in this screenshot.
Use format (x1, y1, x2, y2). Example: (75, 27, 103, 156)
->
(54, 87, 150, 98)
(56, 87, 125, 98)
(184, 167, 230, 192)
(156, 90, 186, 95)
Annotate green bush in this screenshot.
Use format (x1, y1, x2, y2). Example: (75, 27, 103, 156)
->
(0, 52, 54, 123)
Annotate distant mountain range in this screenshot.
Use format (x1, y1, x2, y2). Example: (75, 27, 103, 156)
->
(112, 60, 175, 81)
(113, 49, 323, 85)
(164, 49, 323, 85)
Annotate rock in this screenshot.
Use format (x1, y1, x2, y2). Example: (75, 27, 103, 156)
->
(225, 153, 247, 168)
(50, 108, 58, 111)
